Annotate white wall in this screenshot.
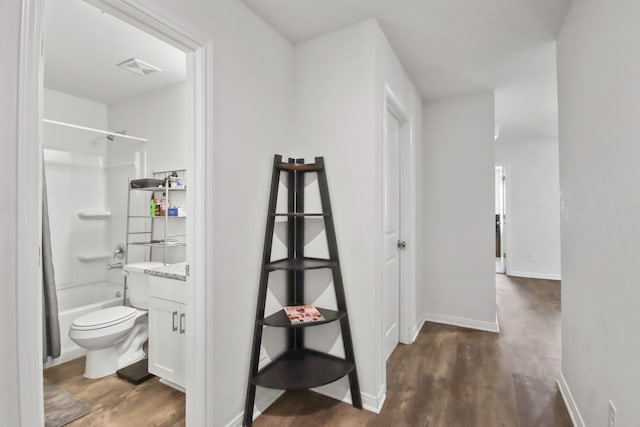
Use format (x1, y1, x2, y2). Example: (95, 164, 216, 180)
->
(293, 19, 379, 407)
(43, 89, 108, 153)
(43, 89, 111, 288)
(149, 1, 294, 425)
(108, 82, 189, 266)
(0, 0, 21, 423)
(422, 92, 497, 331)
(557, 1, 640, 425)
(293, 19, 422, 409)
(495, 139, 561, 279)
(108, 82, 188, 173)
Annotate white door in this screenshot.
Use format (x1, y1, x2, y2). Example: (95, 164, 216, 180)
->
(148, 297, 183, 385)
(383, 111, 401, 362)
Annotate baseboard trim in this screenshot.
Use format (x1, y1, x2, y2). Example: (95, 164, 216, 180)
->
(509, 271, 561, 281)
(557, 373, 585, 427)
(312, 382, 386, 414)
(423, 312, 499, 333)
(411, 314, 426, 342)
(224, 381, 384, 427)
(224, 389, 284, 427)
(159, 378, 185, 393)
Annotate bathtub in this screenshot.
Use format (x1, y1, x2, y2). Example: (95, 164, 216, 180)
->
(45, 281, 124, 368)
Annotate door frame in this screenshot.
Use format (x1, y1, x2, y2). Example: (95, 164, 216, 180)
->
(380, 84, 416, 354)
(16, 1, 214, 425)
(495, 163, 511, 275)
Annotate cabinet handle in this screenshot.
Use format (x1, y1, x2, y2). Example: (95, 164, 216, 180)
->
(180, 313, 185, 334)
(172, 310, 178, 331)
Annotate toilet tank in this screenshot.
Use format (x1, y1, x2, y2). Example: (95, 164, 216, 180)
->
(122, 262, 164, 309)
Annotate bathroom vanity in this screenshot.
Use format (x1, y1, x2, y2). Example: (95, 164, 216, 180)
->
(145, 263, 187, 391)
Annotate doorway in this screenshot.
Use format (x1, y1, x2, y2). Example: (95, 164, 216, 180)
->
(17, 0, 213, 425)
(495, 165, 507, 274)
(381, 86, 415, 367)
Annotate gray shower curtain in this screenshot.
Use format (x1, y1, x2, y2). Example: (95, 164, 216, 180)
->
(42, 165, 60, 362)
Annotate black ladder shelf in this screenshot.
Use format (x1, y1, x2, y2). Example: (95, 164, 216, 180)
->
(243, 155, 362, 426)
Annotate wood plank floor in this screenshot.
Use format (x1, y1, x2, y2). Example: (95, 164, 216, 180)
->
(44, 275, 570, 426)
(254, 275, 572, 427)
(44, 357, 185, 426)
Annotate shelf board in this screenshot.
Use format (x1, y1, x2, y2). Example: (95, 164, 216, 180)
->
(252, 349, 353, 390)
(128, 215, 186, 218)
(266, 257, 335, 271)
(272, 213, 328, 217)
(128, 241, 186, 248)
(130, 186, 186, 192)
(259, 308, 345, 328)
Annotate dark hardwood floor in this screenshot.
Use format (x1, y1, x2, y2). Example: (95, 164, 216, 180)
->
(44, 275, 569, 426)
(43, 357, 185, 426)
(254, 275, 572, 427)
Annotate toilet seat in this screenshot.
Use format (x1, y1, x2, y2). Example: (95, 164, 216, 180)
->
(71, 306, 138, 331)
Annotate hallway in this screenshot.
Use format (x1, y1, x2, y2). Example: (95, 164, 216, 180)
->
(254, 275, 571, 426)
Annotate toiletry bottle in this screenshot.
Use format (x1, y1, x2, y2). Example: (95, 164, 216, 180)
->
(150, 194, 156, 217)
(160, 192, 167, 216)
(155, 195, 160, 216)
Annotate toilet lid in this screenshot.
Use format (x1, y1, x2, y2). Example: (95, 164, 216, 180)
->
(71, 306, 138, 330)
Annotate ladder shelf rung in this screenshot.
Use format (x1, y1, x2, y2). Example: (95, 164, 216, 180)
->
(251, 348, 353, 390)
(276, 162, 323, 172)
(266, 257, 336, 271)
(259, 308, 345, 328)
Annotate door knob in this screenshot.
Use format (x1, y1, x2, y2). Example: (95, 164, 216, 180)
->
(397, 240, 407, 249)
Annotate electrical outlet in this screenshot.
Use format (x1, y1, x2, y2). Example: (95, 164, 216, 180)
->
(608, 400, 617, 427)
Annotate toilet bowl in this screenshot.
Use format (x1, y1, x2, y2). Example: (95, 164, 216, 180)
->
(69, 262, 163, 378)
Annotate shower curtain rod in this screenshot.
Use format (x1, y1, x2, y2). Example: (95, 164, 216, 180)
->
(43, 118, 148, 142)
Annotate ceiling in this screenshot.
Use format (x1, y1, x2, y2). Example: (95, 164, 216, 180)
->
(242, 0, 572, 142)
(44, 0, 186, 105)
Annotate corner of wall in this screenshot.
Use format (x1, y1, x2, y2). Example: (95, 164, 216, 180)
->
(311, 381, 387, 414)
(422, 312, 499, 334)
(223, 389, 284, 427)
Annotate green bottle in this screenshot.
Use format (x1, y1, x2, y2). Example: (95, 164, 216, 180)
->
(150, 194, 156, 217)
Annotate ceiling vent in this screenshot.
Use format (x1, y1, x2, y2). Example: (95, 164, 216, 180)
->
(117, 58, 162, 76)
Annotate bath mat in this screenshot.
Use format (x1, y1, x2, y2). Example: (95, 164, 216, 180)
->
(43, 379, 92, 427)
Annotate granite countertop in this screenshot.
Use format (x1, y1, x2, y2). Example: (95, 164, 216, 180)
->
(144, 262, 187, 281)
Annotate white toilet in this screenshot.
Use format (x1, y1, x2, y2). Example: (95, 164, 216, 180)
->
(69, 262, 163, 379)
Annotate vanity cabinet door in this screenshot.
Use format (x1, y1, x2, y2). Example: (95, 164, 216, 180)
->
(148, 296, 183, 386)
